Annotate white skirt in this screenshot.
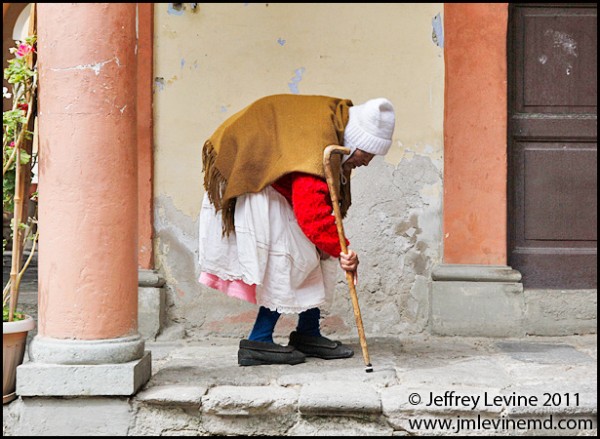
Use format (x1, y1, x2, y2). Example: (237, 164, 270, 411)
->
(198, 185, 337, 314)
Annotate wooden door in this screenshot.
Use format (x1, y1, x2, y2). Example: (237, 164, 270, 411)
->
(508, 3, 597, 288)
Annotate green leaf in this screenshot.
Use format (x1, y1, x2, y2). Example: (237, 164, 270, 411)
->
(3, 306, 25, 322)
(19, 150, 31, 164)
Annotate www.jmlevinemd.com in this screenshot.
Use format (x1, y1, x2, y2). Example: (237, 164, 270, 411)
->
(408, 415, 595, 434)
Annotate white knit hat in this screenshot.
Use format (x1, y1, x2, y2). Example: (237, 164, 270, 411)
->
(343, 98, 395, 159)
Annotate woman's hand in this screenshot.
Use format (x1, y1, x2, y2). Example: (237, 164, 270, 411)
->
(339, 249, 359, 271)
(339, 250, 359, 285)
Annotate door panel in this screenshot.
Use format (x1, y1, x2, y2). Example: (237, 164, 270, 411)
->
(524, 146, 596, 241)
(521, 14, 597, 110)
(508, 3, 597, 289)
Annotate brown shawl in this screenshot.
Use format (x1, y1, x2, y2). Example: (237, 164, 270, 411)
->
(202, 94, 353, 235)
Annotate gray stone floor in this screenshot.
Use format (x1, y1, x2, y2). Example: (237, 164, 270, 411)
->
(4, 332, 597, 436)
(141, 333, 599, 435)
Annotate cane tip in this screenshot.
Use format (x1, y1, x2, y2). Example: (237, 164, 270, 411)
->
(365, 364, 373, 373)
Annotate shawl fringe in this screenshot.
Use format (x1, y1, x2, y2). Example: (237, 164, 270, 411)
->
(203, 139, 236, 236)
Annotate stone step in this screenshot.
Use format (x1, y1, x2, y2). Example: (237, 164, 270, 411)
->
(130, 380, 597, 436)
(133, 335, 597, 435)
(4, 336, 597, 436)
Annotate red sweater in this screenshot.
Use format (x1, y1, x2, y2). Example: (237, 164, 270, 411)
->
(271, 172, 348, 258)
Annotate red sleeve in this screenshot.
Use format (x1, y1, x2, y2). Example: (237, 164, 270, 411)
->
(290, 173, 349, 258)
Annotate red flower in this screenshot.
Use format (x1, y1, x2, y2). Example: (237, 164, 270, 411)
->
(18, 102, 28, 112)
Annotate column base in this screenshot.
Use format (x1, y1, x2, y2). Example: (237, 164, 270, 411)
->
(16, 351, 151, 396)
(28, 334, 145, 365)
(430, 264, 597, 337)
(138, 269, 166, 340)
(430, 264, 524, 337)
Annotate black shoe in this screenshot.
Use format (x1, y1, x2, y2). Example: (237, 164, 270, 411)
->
(238, 339, 306, 366)
(288, 331, 354, 360)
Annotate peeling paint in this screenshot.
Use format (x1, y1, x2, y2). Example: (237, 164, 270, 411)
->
(342, 156, 442, 336)
(538, 54, 548, 64)
(431, 13, 444, 48)
(135, 4, 139, 39)
(154, 77, 166, 92)
(119, 105, 127, 114)
(545, 29, 578, 57)
(167, 3, 184, 16)
(180, 58, 186, 69)
(277, 37, 286, 46)
(419, 181, 441, 201)
(287, 67, 305, 94)
(220, 105, 228, 113)
(49, 57, 119, 76)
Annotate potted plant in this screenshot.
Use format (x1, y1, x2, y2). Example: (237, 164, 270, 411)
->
(3, 21, 38, 404)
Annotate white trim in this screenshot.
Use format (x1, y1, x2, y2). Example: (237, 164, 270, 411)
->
(3, 314, 35, 334)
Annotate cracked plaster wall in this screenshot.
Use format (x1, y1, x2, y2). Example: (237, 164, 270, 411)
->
(153, 3, 444, 339)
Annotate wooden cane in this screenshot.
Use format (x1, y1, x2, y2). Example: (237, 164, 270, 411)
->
(323, 145, 373, 373)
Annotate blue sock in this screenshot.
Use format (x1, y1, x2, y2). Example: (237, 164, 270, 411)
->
(248, 306, 281, 343)
(296, 307, 322, 337)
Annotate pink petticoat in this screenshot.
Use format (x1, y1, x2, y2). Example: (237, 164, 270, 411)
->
(198, 272, 257, 304)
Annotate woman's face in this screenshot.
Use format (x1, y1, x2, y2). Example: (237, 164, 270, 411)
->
(342, 149, 375, 172)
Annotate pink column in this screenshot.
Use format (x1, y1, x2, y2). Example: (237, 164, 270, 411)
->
(443, 3, 508, 265)
(37, 4, 138, 341)
(137, 3, 155, 270)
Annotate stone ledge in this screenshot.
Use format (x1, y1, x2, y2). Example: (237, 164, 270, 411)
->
(431, 281, 525, 337)
(432, 264, 522, 283)
(135, 384, 208, 406)
(289, 415, 394, 436)
(298, 381, 381, 416)
(16, 351, 152, 396)
(382, 385, 504, 426)
(138, 287, 166, 340)
(523, 289, 597, 336)
(202, 385, 299, 416)
(3, 397, 132, 436)
(6, 377, 597, 436)
(139, 269, 166, 287)
(201, 385, 300, 436)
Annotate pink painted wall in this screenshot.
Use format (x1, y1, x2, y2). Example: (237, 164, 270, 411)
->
(443, 3, 508, 265)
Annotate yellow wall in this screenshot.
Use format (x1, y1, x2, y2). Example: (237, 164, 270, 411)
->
(153, 3, 444, 338)
(154, 3, 443, 216)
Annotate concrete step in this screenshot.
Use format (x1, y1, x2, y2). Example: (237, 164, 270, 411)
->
(4, 334, 596, 436)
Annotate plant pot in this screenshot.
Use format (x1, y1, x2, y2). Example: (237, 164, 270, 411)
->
(3, 315, 35, 404)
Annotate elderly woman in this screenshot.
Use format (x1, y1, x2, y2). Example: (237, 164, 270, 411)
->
(199, 94, 395, 366)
